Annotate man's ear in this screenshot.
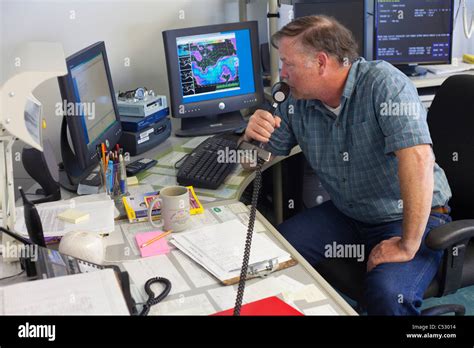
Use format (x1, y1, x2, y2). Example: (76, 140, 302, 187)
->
(316, 52, 329, 74)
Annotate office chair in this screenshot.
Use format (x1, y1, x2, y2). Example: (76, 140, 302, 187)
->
(316, 74, 474, 315)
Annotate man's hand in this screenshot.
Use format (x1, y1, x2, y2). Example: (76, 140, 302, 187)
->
(367, 236, 418, 272)
(244, 109, 281, 143)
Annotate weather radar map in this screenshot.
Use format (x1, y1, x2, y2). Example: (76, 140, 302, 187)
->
(177, 32, 240, 97)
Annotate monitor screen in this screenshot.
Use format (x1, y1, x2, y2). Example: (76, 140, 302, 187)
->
(58, 41, 122, 189)
(374, 0, 453, 65)
(163, 21, 263, 137)
(69, 52, 117, 147)
(177, 29, 255, 104)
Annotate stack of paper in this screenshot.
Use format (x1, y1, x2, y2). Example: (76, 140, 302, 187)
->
(14, 193, 115, 237)
(424, 61, 474, 75)
(170, 219, 292, 283)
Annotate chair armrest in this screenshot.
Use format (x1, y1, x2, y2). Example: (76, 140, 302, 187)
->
(425, 220, 474, 250)
(421, 304, 465, 316)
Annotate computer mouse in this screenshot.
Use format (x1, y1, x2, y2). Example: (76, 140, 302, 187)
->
(59, 230, 106, 265)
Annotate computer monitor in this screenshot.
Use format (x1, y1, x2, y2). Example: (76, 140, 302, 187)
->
(293, 0, 368, 58)
(374, 0, 454, 76)
(162, 21, 263, 137)
(57, 41, 122, 191)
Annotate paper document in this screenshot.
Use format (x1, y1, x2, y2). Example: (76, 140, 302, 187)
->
(158, 151, 188, 167)
(181, 136, 212, 150)
(14, 195, 115, 237)
(172, 250, 217, 288)
(0, 269, 129, 315)
(122, 255, 191, 300)
(170, 219, 292, 282)
(424, 61, 474, 75)
(148, 293, 215, 315)
(303, 304, 338, 316)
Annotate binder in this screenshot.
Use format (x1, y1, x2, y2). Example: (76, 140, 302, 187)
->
(21, 245, 137, 315)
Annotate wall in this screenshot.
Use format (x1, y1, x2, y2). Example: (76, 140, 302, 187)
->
(0, 0, 239, 194)
(1, 0, 473, 194)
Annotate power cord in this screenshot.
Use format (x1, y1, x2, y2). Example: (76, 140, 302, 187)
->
(138, 276, 172, 316)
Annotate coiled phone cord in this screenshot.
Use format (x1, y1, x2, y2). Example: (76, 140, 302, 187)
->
(233, 163, 263, 316)
(139, 276, 172, 316)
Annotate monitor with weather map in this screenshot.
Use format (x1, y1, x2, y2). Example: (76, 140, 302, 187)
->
(163, 21, 263, 137)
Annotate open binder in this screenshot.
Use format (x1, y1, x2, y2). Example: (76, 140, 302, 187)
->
(170, 219, 297, 285)
(20, 245, 136, 315)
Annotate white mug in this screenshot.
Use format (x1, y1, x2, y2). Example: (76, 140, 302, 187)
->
(148, 186, 190, 232)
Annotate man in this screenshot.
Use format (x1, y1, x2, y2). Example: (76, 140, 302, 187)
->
(242, 16, 452, 315)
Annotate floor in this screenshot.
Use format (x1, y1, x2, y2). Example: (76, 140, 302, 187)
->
(421, 285, 474, 315)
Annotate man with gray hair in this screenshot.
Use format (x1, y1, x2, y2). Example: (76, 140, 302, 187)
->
(243, 16, 452, 315)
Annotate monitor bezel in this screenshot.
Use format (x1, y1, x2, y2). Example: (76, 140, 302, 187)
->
(373, 0, 454, 66)
(58, 41, 122, 171)
(162, 21, 263, 120)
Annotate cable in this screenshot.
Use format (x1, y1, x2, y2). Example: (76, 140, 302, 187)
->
(233, 81, 290, 316)
(0, 269, 25, 281)
(138, 276, 172, 316)
(233, 162, 263, 316)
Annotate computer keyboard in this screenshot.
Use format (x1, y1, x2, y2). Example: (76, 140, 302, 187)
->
(176, 134, 239, 189)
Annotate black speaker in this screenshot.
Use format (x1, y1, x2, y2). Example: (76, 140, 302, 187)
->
(21, 140, 61, 204)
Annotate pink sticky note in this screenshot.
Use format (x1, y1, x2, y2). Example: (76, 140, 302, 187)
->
(135, 231, 170, 258)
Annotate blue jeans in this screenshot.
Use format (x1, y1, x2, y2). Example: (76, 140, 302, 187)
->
(278, 201, 452, 315)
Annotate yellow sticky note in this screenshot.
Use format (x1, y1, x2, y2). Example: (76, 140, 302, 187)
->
(127, 176, 139, 186)
(57, 209, 90, 224)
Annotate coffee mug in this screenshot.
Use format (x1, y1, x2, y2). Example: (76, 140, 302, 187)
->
(147, 185, 190, 232)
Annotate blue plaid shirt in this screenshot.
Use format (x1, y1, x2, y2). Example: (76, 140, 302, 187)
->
(268, 58, 452, 224)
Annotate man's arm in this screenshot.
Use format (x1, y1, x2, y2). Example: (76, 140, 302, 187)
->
(367, 144, 435, 271)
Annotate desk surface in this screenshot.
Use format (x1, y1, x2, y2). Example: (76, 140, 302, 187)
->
(4, 133, 356, 315)
(105, 200, 357, 315)
(410, 69, 474, 89)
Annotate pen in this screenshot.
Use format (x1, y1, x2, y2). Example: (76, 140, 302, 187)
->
(108, 160, 114, 193)
(140, 230, 173, 248)
(119, 154, 127, 194)
(101, 143, 106, 167)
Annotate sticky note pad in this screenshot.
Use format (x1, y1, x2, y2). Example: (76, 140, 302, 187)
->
(127, 176, 139, 186)
(57, 209, 90, 224)
(135, 231, 170, 258)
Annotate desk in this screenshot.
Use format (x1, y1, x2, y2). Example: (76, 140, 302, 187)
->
(2, 133, 356, 316)
(105, 200, 357, 315)
(410, 69, 474, 89)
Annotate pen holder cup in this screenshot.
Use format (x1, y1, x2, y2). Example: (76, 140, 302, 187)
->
(106, 162, 128, 201)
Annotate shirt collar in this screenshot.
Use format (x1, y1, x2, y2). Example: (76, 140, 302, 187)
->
(342, 57, 363, 99)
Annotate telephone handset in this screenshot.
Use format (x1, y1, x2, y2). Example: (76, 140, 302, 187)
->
(238, 81, 291, 163)
(233, 81, 290, 315)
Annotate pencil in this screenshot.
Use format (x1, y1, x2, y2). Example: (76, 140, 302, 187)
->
(140, 230, 173, 248)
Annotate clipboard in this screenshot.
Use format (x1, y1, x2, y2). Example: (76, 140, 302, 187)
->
(221, 258, 298, 286)
(170, 219, 298, 286)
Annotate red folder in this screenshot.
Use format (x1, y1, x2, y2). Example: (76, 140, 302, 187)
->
(212, 296, 303, 316)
